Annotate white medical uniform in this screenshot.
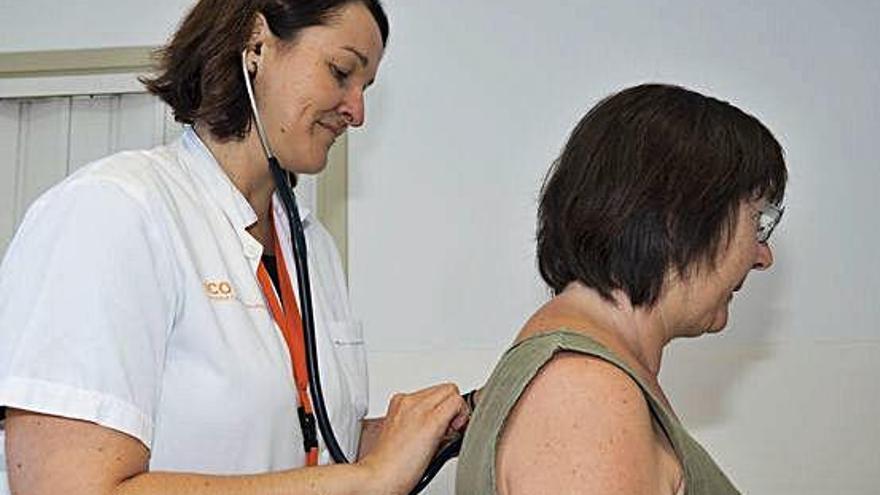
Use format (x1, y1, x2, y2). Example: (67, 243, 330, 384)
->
(0, 127, 367, 484)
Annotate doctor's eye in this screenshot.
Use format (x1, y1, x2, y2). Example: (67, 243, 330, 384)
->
(329, 64, 351, 84)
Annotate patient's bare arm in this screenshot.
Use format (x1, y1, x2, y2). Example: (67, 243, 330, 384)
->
(494, 354, 682, 495)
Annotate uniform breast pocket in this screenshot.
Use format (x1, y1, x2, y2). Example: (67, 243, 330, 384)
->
(327, 320, 368, 420)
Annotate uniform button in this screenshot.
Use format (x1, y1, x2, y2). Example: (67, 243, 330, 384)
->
(244, 243, 262, 258)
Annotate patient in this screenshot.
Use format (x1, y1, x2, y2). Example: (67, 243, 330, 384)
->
(456, 84, 786, 495)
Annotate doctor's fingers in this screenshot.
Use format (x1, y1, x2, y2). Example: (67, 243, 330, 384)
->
(387, 384, 468, 433)
(387, 383, 461, 417)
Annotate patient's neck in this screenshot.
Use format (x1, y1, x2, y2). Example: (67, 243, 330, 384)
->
(554, 283, 670, 377)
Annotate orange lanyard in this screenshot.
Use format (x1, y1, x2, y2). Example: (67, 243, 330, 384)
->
(256, 218, 319, 466)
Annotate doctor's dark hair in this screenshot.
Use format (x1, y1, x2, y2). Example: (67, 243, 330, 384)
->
(142, 0, 389, 140)
(537, 84, 787, 307)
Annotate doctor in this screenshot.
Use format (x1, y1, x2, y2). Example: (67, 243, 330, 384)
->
(0, 1, 468, 494)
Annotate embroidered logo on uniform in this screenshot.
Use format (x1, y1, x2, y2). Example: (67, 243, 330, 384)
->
(204, 280, 235, 299)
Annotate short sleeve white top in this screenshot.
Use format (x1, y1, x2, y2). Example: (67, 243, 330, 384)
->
(0, 127, 368, 479)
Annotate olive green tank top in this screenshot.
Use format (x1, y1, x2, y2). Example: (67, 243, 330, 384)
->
(456, 330, 740, 494)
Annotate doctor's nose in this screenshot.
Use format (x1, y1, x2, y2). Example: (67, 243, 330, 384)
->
(340, 89, 365, 128)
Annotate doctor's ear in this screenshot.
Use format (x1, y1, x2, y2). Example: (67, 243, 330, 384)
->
(245, 13, 272, 75)
(244, 48, 260, 75)
(248, 13, 271, 53)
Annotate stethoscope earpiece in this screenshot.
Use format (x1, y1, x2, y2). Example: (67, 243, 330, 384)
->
(241, 49, 274, 161)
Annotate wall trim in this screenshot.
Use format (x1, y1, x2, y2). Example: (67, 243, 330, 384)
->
(0, 46, 155, 78)
(319, 134, 350, 278)
(0, 47, 156, 98)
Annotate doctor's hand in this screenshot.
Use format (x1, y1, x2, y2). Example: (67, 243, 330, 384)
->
(356, 383, 469, 495)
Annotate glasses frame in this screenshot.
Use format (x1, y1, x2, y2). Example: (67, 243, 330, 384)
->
(757, 202, 785, 244)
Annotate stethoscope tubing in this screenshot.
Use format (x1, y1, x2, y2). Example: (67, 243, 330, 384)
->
(268, 157, 351, 464)
(243, 49, 457, 494)
(242, 48, 351, 464)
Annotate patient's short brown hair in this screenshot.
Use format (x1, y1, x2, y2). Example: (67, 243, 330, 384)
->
(537, 84, 787, 306)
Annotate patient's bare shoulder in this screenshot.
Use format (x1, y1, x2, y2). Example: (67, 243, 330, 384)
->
(495, 352, 680, 495)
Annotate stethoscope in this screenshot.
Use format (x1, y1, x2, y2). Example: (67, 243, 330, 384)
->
(241, 51, 462, 495)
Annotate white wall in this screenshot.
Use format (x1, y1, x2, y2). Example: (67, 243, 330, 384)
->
(0, 0, 194, 52)
(2, 1, 878, 494)
(349, 1, 880, 493)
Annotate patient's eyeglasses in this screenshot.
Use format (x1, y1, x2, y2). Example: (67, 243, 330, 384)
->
(757, 203, 784, 244)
